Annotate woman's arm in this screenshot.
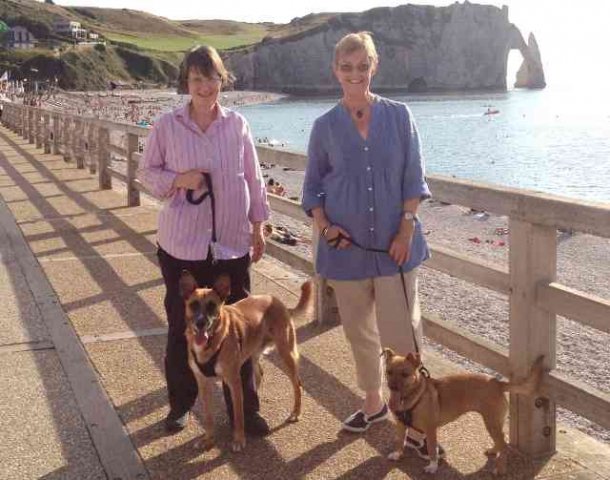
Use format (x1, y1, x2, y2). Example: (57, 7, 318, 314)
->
(136, 120, 178, 199)
(303, 119, 351, 249)
(302, 119, 330, 218)
(389, 106, 431, 265)
(243, 120, 270, 262)
(402, 106, 431, 203)
(243, 121, 270, 224)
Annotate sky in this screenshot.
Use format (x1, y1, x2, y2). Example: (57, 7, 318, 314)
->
(53, 0, 610, 90)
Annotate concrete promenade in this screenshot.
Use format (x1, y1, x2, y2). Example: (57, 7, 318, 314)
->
(0, 124, 608, 479)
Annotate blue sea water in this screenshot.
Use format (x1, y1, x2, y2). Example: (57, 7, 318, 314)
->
(237, 88, 610, 203)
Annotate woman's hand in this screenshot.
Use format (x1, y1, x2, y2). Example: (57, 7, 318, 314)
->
(174, 169, 207, 190)
(389, 224, 414, 265)
(323, 224, 352, 249)
(251, 222, 266, 262)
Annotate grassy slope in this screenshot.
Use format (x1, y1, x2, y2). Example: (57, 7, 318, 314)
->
(103, 32, 266, 52)
(1, 1, 337, 89)
(69, 8, 270, 51)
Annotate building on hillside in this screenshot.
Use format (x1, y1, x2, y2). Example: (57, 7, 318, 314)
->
(6, 26, 38, 49)
(53, 20, 87, 40)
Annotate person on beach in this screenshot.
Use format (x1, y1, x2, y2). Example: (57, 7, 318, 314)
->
(137, 45, 271, 435)
(302, 32, 437, 452)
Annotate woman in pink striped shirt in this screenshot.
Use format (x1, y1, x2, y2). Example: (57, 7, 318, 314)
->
(138, 46, 271, 435)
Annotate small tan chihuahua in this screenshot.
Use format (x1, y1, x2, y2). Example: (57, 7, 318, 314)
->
(382, 349, 544, 475)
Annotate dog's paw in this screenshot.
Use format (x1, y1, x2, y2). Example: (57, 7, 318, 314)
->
(387, 451, 402, 461)
(424, 462, 439, 474)
(231, 438, 246, 453)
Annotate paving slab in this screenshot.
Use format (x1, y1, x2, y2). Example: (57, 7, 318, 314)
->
(0, 350, 106, 480)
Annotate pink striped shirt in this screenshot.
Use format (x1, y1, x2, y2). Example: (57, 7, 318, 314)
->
(137, 103, 270, 261)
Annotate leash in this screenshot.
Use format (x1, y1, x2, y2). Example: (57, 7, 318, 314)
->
(328, 231, 427, 369)
(186, 173, 217, 260)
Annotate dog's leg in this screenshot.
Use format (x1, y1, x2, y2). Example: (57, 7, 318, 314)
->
(253, 357, 264, 390)
(387, 421, 407, 461)
(423, 427, 439, 474)
(189, 359, 215, 450)
(198, 377, 216, 450)
(226, 373, 246, 452)
(276, 324, 302, 422)
(482, 408, 509, 475)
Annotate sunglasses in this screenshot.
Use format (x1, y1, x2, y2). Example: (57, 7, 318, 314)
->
(337, 63, 372, 73)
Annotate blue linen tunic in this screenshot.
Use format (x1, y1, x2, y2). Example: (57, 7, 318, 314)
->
(302, 96, 431, 280)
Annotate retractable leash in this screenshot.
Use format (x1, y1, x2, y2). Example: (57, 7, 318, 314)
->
(329, 231, 430, 377)
(186, 173, 219, 262)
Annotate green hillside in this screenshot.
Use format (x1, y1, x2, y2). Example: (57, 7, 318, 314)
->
(0, 0, 336, 90)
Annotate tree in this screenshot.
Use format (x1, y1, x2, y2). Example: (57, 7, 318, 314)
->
(0, 20, 9, 45)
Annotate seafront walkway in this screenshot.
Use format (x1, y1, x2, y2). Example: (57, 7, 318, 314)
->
(1, 124, 609, 479)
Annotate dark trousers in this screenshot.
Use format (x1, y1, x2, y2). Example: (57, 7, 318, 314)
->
(157, 246, 260, 419)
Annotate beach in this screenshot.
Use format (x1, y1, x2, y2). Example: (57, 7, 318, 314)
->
(42, 88, 287, 124)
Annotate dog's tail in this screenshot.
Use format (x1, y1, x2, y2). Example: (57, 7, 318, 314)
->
(503, 355, 545, 395)
(289, 280, 313, 319)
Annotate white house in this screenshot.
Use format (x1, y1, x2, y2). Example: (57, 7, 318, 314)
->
(7, 26, 37, 49)
(53, 20, 87, 40)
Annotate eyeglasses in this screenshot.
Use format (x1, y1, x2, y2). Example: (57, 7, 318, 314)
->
(188, 74, 222, 86)
(338, 63, 372, 73)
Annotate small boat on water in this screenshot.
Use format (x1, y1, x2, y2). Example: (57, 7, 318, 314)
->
(484, 108, 500, 116)
(257, 137, 287, 147)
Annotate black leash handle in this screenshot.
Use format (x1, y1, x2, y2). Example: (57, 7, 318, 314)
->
(186, 173, 216, 243)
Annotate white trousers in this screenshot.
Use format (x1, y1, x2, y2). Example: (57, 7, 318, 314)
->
(328, 269, 423, 391)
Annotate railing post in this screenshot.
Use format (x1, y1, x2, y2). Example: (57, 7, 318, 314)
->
(11, 105, 18, 132)
(126, 132, 141, 206)
(86, 122, 97, 174)
(43, 113, 51, 154)
(52, 114, 60, 155)
(35, 109, 43, 149)
(509, 219, 557, 457)
(97, 125, 111, 189)
(311, 224, 339, 324)
(15, 105, 24, 136)
(28, 108, 35, 144)
(73, 118, 85, 169)
(62, 116, 72, 162)
(23, 106, 29, 140)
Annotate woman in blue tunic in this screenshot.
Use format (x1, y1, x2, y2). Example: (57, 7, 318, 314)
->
(302, 32, 437, 454)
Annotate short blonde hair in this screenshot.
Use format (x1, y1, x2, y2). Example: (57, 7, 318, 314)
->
(334, 32, 379, 66)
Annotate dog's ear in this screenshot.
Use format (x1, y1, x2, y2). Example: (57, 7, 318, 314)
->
(381, 348, 396, 363)
(179, 270, 197, 299)
(406, 352, 422, 367)
(213, 273, 231, 301)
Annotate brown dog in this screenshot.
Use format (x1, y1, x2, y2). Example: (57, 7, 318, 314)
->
(179, 271, 312, 452)
(382, 349, 544, 475)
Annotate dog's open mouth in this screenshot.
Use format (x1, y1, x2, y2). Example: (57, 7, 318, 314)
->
(194, 329, 209, 346)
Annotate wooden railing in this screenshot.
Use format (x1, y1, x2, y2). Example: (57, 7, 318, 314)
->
(2, 101, 609, 457)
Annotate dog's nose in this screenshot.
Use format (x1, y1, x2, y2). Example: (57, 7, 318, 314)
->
(194, 314, 205, 330)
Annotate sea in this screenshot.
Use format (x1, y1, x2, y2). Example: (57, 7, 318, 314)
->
(237, 87, 610, 204)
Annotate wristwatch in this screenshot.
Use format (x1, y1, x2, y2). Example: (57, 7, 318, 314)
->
(403, 211, 418, 221)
